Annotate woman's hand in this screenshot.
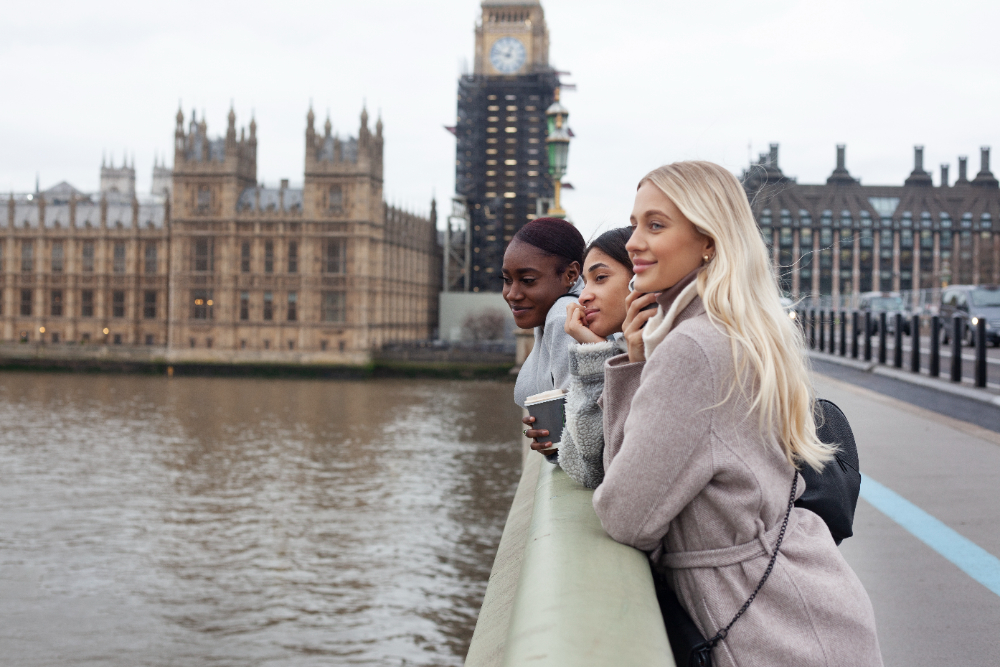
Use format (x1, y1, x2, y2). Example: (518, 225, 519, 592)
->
(623, 291, 659, 363)
(565, 303, 604, 344)
(522, 415, 557, 455)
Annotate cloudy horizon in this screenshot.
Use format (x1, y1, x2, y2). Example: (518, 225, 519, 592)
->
(2, 0, 998, 240)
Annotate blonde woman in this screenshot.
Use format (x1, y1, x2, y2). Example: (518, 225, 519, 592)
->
(593, 162, 882, 667)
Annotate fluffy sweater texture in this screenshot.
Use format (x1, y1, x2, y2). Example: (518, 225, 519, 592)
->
(593, 291, 883, 667)
(556, 338, 624, 489)
(513, 280, 583, 408)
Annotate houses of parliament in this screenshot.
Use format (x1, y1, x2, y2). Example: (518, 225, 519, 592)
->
(0, 106, 440, 362)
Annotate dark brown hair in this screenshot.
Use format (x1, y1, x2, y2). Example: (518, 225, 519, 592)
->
(584, 226, 633, 272)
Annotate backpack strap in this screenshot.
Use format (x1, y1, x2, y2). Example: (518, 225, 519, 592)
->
(690, 472, 798, 663)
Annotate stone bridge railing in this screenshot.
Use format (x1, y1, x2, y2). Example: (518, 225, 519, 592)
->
(465, 432, 674, 667)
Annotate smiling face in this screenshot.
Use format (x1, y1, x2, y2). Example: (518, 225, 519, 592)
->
(627, 181, 714, 293)
(502, 239, 581, 329)
(578, 248, 632, 338)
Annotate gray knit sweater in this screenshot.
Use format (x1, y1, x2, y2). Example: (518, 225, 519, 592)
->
(557, 338, 625, 488)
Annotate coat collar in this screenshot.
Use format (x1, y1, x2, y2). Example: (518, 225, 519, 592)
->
(642, 268, 704, 358)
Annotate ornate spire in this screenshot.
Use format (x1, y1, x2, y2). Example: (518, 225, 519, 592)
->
(360, 104, 369, 130)
(307, 104, 315, 130)
(324, 115, 332, 138)
(376, 112, 383, 138)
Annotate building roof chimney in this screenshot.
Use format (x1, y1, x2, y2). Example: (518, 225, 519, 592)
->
(904, 145, 933, 186)
(940, 164, 949, 187)
(971, 146, 999, 187)
(826, 144, 855, 185)
(957, 156, 969, 184)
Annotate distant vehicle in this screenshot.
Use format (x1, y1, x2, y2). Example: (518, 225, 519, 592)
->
(939, 285, 1000, 347)
(857, 292, 911, 335)
(779, 296, 797, 321)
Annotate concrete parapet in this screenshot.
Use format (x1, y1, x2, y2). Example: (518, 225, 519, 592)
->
(466, 429, 673, 666)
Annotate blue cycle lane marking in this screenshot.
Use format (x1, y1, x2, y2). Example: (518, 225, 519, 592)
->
(860, 474, 1000, 598)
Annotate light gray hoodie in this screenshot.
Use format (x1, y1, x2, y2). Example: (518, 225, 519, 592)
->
(513, 279, 583, 408)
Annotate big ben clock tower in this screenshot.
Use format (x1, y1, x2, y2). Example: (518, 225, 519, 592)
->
(454, 0, 560, 292)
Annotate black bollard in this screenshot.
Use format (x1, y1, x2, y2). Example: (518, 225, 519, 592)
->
(829, 310, 837, 354)
(975, 317, 987, 388)
(893, 313, 903, 368)
(878, 312, 887, 364)
(864, 312, 872, 361)
(929, 315, 940, 377)
(951, 315, 963, 382)
(851, 311, 860, 359)
(819, 310, 826, 352)
(910, 314, 921, 373)
(809, 310, 816, 349)
(839, 311, 847, 356)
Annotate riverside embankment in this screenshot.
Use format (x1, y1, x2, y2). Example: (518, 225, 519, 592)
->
(0, 341, 516, 379)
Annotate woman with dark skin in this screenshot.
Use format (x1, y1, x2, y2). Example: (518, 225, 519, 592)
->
(502, 218, 585, 452)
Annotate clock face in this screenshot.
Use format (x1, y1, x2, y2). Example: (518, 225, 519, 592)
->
(490, 37, 527, 74)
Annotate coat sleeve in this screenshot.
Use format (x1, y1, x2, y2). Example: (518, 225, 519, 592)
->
(593, 332, 717, 554)
(600, 353, 644, 471)
(558, 341, 620, 489)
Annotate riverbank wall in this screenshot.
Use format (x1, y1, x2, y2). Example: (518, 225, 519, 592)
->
(465, 432, 674, 667)
(0, 342, 516, 379)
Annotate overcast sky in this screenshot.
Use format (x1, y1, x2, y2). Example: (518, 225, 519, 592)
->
(2, 0, 998, 241)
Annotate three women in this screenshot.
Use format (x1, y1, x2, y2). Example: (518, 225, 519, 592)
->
(503, 161, 882, 666)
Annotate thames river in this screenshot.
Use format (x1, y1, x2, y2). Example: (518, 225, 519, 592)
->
(0, 373, 523, 666)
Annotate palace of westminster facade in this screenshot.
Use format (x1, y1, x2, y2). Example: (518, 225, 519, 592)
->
(0, 106, 440, 361)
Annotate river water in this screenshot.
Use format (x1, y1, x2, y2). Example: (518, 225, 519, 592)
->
(0, 373, 523, 666)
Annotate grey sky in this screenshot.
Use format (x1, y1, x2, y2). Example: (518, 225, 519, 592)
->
(2, 0, 998, 241)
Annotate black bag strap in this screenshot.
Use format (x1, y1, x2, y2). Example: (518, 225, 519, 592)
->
(690, 472, 798, 665)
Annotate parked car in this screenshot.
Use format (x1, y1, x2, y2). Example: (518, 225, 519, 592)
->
(857, 292, 911, 335)
(939, 284, 1000, 347)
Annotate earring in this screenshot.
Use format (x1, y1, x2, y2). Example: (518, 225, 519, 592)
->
(703, 254, 710, 263)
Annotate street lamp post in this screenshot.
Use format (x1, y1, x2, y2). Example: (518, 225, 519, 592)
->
(545, 88, 570, 218)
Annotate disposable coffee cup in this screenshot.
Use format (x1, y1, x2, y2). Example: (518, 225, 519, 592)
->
(525, 389, 567, 451)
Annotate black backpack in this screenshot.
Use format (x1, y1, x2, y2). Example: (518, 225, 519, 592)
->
(795, 398, 861, 544)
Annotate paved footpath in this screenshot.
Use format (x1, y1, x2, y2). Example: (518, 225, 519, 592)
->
(813, 372, 1000, 666)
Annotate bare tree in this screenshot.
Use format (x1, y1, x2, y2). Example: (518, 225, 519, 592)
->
(462, 308, 507, 341)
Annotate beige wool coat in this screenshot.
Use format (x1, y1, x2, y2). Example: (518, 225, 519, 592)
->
(592, 289, 883, 667)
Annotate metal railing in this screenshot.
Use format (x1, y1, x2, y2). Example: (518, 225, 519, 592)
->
(796, 308, 997, 389)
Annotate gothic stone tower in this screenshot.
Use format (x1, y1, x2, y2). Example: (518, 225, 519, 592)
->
(456, 0, 559, 292)
(168, 106, 257, 353)
(167, 105, 438, 359)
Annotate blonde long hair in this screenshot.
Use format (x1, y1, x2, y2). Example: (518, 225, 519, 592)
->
(640, 161, 833, 471)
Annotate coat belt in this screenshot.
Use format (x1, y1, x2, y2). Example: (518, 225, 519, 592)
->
(660, 509, 799, 570)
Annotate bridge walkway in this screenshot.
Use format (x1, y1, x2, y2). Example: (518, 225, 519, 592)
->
(466, 367, 1000, 666)
(815, 373, 1000, 666)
